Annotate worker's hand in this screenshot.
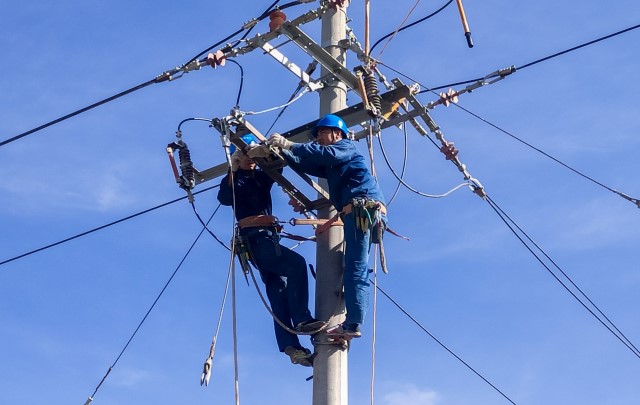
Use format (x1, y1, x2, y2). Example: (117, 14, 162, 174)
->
(246, 144, 270, 159)
(267, 133, 294, 150)
(230, 149, 242, 172)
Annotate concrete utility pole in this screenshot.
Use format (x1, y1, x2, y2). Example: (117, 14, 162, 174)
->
(313, 1, 349, 405)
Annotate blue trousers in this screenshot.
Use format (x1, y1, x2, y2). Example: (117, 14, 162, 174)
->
(244, 228, 313, 351)
(341, 212, 387, 326)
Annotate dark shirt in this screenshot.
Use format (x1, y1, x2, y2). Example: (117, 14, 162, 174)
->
(217, 168, 276, 221)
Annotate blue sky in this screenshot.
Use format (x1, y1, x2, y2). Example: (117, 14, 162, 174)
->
(1, 1, 639, 404)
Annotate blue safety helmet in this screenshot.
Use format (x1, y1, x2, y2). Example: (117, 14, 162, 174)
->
(312, 114, 348, 138)
(229, 134, 258, 154)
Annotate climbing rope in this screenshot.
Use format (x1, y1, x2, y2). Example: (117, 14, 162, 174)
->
(369, 252, 379, 405)
(375, 0, 422, 60)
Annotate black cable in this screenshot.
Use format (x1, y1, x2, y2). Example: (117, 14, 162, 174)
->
(226, 59, 245, 108)
(485, 194, 640, 359)
(372, 279, 517, 405)
(370, 0, 454, 53)
(376, 60, 639, 206)
(419, 22, 640, 93)
(191, 201, 231, 251)
(0, 185, 219, 268)
(452, 104, 639, 205)
(86, 206, 222, 402)
(517, 23, 640, 71)
(0, 79, 156, 148)
(183, 28, 246, 67)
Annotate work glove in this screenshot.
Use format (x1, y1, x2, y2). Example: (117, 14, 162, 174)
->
(246, 144, 270, 159)
(230, 149, 242, 172)
(267, 133, 294, 150)
(288, 197, 305, 213)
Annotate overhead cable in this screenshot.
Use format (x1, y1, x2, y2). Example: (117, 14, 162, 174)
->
(0, 185, 219, 268)
(485, 195, 640, 359)
(376, 60, 640, 207)
(1, 1, 307, 148)
(419, 22, 640, 92)
(373, 280, 518, 405)
(83, 206, 223, 405)
(370, 0, 454, 53)
(377, 131, 471, 198)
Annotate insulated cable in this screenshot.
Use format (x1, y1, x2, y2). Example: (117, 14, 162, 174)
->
(386, 121, 409, 206)
(418, 22, 640, 93)
(0, 185, 220, 268)
(83, 206, 223, 405)
(370, 0, 454, 54)
(226, 59, 245, 108)
(374, 0, 423, 60)
(2, 1, 307, 149)
(191, 202, 231, 251)
(485, 194, 640, 359)
(372, 278, 518, 405)
(376, 59, 640, 207)
(377, 131, 471, 198)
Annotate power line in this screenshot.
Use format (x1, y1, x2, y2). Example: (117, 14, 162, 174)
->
(485, 194, 640, 359)
(418, 22, 640, 92)
(1, 1, 306, 149)
(373, 280, 517, 405)
(84, 206, 223, 405)
(0, 185, 219, 268)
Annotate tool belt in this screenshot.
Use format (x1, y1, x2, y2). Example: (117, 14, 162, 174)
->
(342, 198, 387, 242)
(237, 215, 280, 229)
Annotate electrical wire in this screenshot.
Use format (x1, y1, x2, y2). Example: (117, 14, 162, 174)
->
(191, 202, 231, 251)
(226, 59, 245, 108)
(386, 121, 409, 206)
(372, 279, 518, 405)
(374, 0, 423, 59)
(485, 194, 640, 359)
(376, 59, 639, 207)
(1, 1, 303, 149)
(419, 22, 640, 93)
(377, 131, 471, 198)
(84, 206, 223, 404)
(0, 185, 220, 268)
(370, 0, 454, 54)
(243, 86, 310, 115)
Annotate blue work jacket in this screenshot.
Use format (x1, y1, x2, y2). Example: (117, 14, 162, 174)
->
(217, 168, 276, 221)
(283, 138, 385, 212)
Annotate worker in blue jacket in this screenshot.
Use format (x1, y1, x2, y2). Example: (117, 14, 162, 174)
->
(264, 114, 387, 338)
(218, 134, 325, 366)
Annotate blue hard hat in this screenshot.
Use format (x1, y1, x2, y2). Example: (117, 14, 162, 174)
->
(312, 114, 348, 138)
(229, 134, 258, 154)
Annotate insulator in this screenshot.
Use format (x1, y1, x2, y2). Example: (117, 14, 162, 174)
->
(269, 10, 286, 32)
(178, 142, 195, 189)
(363, 69, 382, 116)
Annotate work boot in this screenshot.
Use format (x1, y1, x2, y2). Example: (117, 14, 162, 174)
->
(284, 346, 314, 367)
(295, 318, 327, 333)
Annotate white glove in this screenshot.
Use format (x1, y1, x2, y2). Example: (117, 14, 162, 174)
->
(246, 144, 270, 159)
(230, 149, 242, 172)
(267, 133, 294, 150)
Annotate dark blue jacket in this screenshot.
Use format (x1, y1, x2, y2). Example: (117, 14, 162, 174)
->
(283, 139, 385, 212)
(217, 169, 275, 221)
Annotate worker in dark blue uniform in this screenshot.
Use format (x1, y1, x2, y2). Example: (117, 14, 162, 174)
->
(264, 114, 387, 339)
(218, 134, 325, 366)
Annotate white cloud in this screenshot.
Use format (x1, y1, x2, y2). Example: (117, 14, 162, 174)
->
(382, 384, 440, 405)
